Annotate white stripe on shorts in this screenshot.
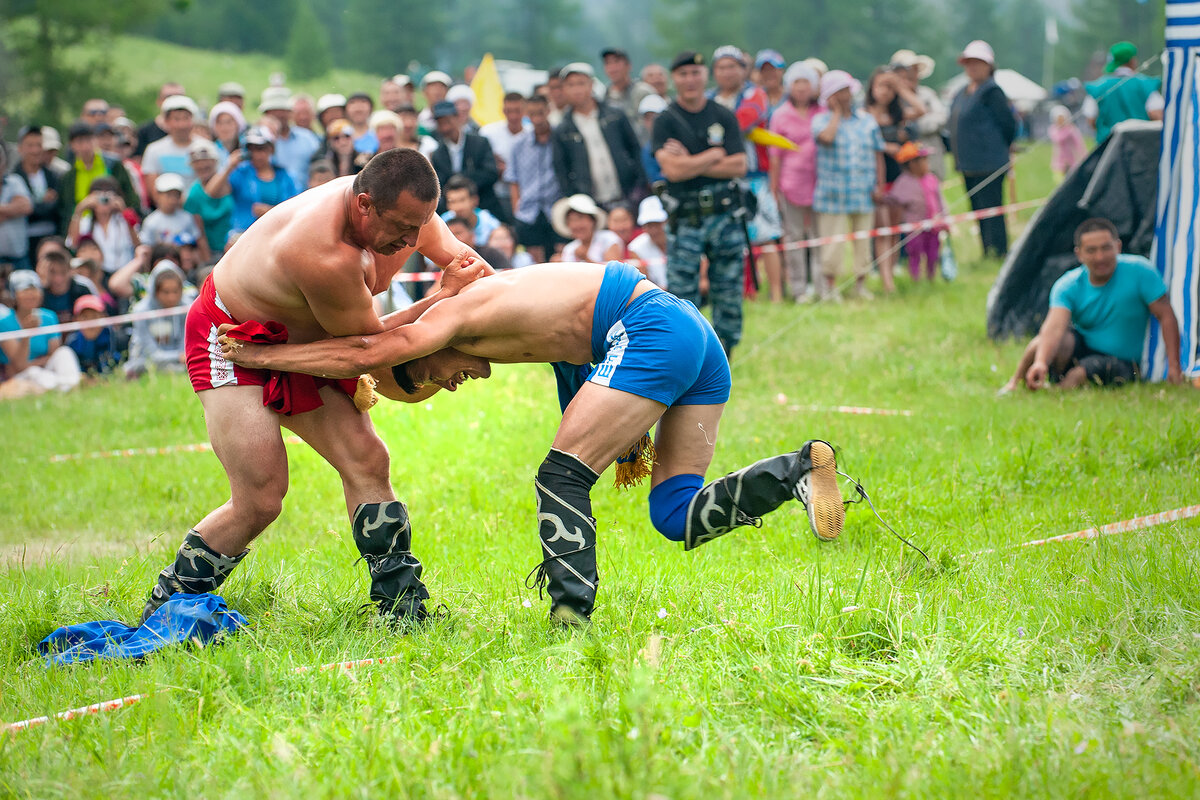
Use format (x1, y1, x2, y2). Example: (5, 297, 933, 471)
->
(590, 320, 628, 387)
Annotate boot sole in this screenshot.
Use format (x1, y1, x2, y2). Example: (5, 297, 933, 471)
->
(807, 441, 844, 541)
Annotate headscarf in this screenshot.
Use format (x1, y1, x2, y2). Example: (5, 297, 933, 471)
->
(783, 62, 821, 93)
(209, 101, 247, 134)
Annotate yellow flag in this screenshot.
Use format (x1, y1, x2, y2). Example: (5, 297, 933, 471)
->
(747, 127, 798, 151)
(470, 53, 505, 127)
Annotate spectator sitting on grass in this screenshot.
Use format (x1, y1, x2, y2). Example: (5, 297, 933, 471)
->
(627, 195, 670, 287)
(0, 268, 82, 396)
(109, 243, 195, 304)
(123, 260, 194, 379)
(552, 194, 622, 264)
(36, 249, 95, 322)
(140, 173, 209, 262)
(66, 294, 122, 376)
(68, 256, 118, 314)
(605, 202, 638, 260)
(999, 218, 1183, 394)
(485, 224, 534, 268)
(441, 175, 501, 246)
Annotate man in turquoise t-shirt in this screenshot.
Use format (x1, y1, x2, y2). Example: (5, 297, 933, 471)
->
(1000, 217, 1182, 393)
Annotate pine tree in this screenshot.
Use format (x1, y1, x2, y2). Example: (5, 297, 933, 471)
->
(285, 0, 332, 81)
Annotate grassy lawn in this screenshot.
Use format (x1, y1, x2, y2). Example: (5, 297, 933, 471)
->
(3, 32, 388, 122)
(1, 145, 1198, 797)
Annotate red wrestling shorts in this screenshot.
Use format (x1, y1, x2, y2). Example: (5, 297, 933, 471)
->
(184, 276, 357, 415)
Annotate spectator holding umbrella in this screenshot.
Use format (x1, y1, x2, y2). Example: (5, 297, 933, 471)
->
(949, 40, 1016, 258)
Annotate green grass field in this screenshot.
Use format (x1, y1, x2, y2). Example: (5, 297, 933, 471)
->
(2, 146, 1199, 798)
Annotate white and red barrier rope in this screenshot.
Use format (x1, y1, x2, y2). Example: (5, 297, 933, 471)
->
(1, 198, 1045, 344)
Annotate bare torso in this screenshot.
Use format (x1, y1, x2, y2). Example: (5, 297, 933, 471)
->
(436, 263, 654, 366)
(212, 177, 424, 343)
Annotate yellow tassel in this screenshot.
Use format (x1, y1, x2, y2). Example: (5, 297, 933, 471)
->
(353, 374, 378, 413)
(613, 433, 656, 489)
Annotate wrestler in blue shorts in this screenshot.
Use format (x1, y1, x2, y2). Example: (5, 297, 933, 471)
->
(215, 259, 846, 625)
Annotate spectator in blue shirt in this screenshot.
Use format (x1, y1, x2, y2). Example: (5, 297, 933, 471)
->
(203, 128, 298, 234)
(1000, 218, 1183, 393)
(259, 90, 322, 191)
(504, 95, 563, 262)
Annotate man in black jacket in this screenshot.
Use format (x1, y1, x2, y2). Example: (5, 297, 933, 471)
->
(429, 101, 502, 220)
(552, 62, 645, 208)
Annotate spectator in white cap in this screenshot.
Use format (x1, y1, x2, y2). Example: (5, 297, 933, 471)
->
(889, 48, 948, 179)
(259, 87, 322, 191)
(315, 94, 347, 136)
(208, 101, 246, 162)
(637, 93, 669, 184)
(628, 195, 670, 287)
(184, 140, 233, 257)
(447, 84, 479, 134)
(217, 82, 246, 110)
(812, 69, 885, 300)
(142, 94, 203, 199)
(141, 173, 206, 261)
(418, 71, 453, 131)
(39, 127, 70, 176)
(769, 61, 823, 302)
(949, 39, 1015, 258)
(135, 82, 185, 159)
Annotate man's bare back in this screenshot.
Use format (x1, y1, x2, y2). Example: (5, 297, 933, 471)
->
(213, 176, 481, 344)
(219, 263, 656, 377)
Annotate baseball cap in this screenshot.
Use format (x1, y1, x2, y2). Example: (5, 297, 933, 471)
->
(638, 94, 669, 115)
(754, 49, 786, 70)
(1106, 41, 1137, 73)
(172, 231, 198, 247)
(41, 126, 63, 149)
(712, 46, 748, 67)
(819, 70, 861, 106)
(243, 126, 275, 146)
(316, 93, 347, 114)
(420, 70, 453, 89)
(258, 87, 293, 112)
(958, 40, 996, 67)
(9, 270, 42, 293)
(670, 51, 705, 72)
(601, 48, 629, 60)
(189, 140, 220, 161)
(217, 81, 246, 98)
(392, 74, 413, 88)
(446, 84, 476, 105)
(161, 95, 200, 116)
(431, 100, 458, 119)
(561, 62, 595, 80)
(154, 173, 186, 194)
(73, 294, 107, 316)
(637, 195, 668, 226)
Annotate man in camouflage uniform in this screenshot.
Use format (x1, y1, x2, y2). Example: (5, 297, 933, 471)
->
(652, 51, 749, 357)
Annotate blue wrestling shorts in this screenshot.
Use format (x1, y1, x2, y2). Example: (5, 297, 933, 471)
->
(552, 261, 731, 409)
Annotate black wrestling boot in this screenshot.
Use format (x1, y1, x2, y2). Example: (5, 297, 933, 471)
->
(141, 529, 248, 623)
(352, 501, 431, 625)
(528, 450, 600, 627)
(683, 440, 844, 550)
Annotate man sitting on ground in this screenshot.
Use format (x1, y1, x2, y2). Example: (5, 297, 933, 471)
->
(1000, 218, 1182, 393)
(219, 260, 846, 625)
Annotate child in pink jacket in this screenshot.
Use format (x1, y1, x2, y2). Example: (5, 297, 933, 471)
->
(887, 142, 947, 281)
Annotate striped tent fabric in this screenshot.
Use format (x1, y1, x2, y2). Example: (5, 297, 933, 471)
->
(1148, 0, 1200, 380)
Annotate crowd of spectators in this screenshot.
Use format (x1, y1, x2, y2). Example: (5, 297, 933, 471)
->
(2, 38, 1037, 391)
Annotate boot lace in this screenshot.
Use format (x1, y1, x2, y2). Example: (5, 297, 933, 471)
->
(523, 544, 597, 600)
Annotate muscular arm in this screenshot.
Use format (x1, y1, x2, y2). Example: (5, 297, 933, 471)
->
(293, 249, 387, 337)
(222, 304, 464, 378)
(1149, 294, 1183, 383)
(655, 146, 727, 182)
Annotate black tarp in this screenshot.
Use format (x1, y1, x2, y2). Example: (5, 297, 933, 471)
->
(986, 120, 1162, 340)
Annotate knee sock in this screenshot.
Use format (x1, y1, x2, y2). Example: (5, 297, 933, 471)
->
(533, 449, 600, 621)
(648, 473, 705, 542)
